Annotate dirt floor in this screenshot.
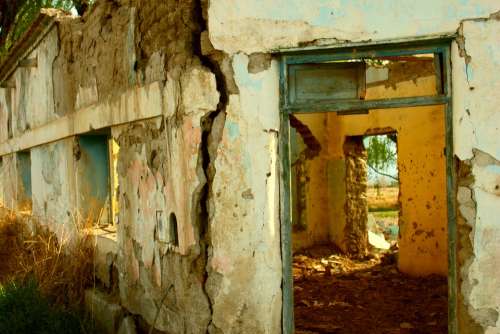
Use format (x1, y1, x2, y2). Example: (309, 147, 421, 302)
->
(293, 245, 448, 334)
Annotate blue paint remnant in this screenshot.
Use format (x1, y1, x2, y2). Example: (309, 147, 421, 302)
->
(78, 135, 110, 216)
(312, 6, 337, 26)
(233, 55, 263, 91)
(446, 5, 458, 19)
(484, 165, 500, 176)
(465, 64, 474, 82)
(226, 120, 240, 141)
(17, 152, 31, 198)
(474, 4, 485, 16)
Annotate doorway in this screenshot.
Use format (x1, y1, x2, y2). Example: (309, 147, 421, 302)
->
(279, 40, 456, 334)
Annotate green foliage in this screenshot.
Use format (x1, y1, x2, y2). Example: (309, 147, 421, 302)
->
(5, 1, 72, 46)
(365, 134, 396, 171)
(0, 0, 79, 59)
(0, 280, 96, 334)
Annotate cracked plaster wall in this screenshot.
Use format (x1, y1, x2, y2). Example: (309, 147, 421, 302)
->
(1, 0, 284, 332)
(31, 138, 78, 242)
(207, 1, 499, 332)
(110, 65, 220, 333)
(0, 154, 18, 210)
(452, 17, 500, 333)
(207, 53, 282, 333)
(0, 0, 498, 333)
(0, 0, 284, 331)
(208, 0, 499, 54)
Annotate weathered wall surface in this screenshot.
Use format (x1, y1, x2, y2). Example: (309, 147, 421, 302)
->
(0, 154, 18, 209)
(342, 136, 368, 257)
(208, 0, 499, 54)
(31, 138, 77, 241)
(17, 28, 59, 129)
(207, 1, 500, 331)
(1, 0, 284, 332)
(453, 17, 500, 333)
(195, 53, 283, 333)
(0, 0, 498, 333)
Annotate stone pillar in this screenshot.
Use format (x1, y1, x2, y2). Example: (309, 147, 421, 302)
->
(343, 136, 368, 257)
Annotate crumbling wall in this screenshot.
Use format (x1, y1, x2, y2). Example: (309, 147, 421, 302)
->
(54, 2, 132, 114)
(207, 0, 499, 54)
(0, 0, 497, 332)
(113, 118, 211, 334)
(453, 16, 500, 333)
(53, 0, 202, 116)
(205, 53, 282, 333)
(0, 84, 13, 141)
(12, 28, 59, 130)
(31, 138, 77, 242)
(0, 154, 17, 209)
(343, 136, 368, 257)
(85, 56, 217, 334)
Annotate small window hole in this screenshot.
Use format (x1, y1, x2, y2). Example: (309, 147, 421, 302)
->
(169, 212, 179, 246)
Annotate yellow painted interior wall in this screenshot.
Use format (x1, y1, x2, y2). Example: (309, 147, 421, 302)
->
(291, 63, 448, 276)
(291, 113, 330, 251)
(326, 105, 448, 276)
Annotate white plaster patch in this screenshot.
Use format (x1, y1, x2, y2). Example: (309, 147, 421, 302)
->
(453, 20, 500, 161)
(75, 78, 99, 110)
(457, 186, 473, 206)
(467, 185, 500, 326)
(208, 0, 499, 54)
(181, 67, 220, 115)
(208, 56, 282, 333)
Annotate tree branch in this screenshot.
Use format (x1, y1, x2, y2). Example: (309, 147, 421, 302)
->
(367, 163, 399, 181)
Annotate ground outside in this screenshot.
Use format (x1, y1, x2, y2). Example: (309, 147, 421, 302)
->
(293, 245, 448, 334)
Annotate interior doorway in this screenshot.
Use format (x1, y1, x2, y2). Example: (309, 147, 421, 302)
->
(279, 41, 455, 334)
(365, 133, 399, 250)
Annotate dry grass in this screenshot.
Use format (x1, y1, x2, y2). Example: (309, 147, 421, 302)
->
(0, 210, 95, 309)
(367, 186, 399, 211)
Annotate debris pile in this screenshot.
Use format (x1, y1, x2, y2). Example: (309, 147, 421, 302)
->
(294, 245, 447, 334)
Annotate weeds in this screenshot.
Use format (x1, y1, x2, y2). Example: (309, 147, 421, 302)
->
(0, 280, 97, 334)
(0, 209, 95, 308)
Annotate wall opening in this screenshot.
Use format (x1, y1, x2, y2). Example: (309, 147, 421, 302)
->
(169, 212, 179, 247)
(75, 129, 117, 229)
(16, 150, 32, 212)
(281, 43, 453, 334)
(365, 133, 400, 250)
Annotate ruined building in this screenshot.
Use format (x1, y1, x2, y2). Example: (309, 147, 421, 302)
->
(0, 1, 499, 333)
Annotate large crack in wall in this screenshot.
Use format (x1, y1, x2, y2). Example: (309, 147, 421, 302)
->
(192, 1, 232, 332)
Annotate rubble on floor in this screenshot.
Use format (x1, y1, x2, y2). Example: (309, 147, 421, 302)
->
(294, 245, 448, 334)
